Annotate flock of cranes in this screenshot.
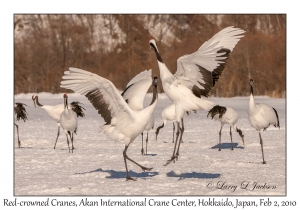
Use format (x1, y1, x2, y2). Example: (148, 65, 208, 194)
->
(14, 26, 281, 181)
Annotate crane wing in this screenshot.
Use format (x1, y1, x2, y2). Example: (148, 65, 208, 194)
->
(61, 67, 134, 125)
(172, 26, 245, 98)
(125, 69, 152, 87)
(121, 69, 152, 110)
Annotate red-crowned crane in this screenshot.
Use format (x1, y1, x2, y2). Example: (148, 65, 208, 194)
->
(248, 79, 280, 164)
(32, 95, 85, 149)
(60, 67, 159, 181)
(60, 94, 78, 153)
(121, 69, 154, 155)
(155, 104, 177, 143)
(14, 103, 28, 148)
(155, 104, 196, 143)
(207, 105, 244, 151)
(149, 26, 245, 165)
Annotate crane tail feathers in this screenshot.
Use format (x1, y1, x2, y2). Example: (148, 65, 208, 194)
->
(207, 105, 226, 119)
(71, 101, 86, 118)
(236, 127, 244, 138)
(14, 103, 29, 122)
(272, 107, 280, 129)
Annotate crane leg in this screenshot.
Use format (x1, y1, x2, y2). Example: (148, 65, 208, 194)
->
(219, 125, 223, 151)
(72, 133, 75, 150)
(141, 133, 144, 155)
(123, 146, 135, 181)
(258, 132, 266, 164)
(172, 122, 175, 143)
(146, 133, 149, 155)
(123, 145, 152, 181)
(175, 118, 185, 159)
(230, 126, 233, 150)
(164, 121, 180, 166)
(173, 122, 180, 156)
(54, 125, 60, 149)
(180, 119, 184, 143)
(71, 132, 74, 153)
(15, 123, 21, 148)
(66, 134, 70, 153)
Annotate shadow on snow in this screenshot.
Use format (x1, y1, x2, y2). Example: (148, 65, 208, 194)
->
(167, 171, 221, 180)
(144, 153, 157, 156)
(211, 142, 244, 150)
(75, 168, 158, 179)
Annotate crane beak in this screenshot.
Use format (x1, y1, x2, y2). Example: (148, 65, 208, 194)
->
(242, 137, 245, 147)
(155, 132, 158, 141)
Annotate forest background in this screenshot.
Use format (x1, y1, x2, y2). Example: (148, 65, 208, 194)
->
(14, 14, 286, 97)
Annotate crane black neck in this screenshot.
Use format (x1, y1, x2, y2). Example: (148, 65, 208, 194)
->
(150, 43, 164, 63)
(149, 85, 158, 106)
(34, 96, 43, 107)
(155, 123, 165, 136)
(250, 85, 254, 96)
(64, 97, 68, 109)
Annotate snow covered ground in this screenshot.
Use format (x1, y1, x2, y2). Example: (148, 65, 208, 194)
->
(12, 92, 286, 196)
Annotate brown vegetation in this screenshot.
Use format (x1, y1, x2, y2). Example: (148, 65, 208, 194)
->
(14, 14, 286, 97)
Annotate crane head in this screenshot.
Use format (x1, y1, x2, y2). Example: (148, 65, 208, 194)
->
(152, 77, 159, 86)
(149, 38, 156, 44)
(249, 79, 254, 86)
(149, 39, 158, 51)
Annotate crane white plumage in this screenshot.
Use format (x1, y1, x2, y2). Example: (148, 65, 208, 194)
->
(149, 26, 245, 165)
(155, 104, 177, 143)
(14, 102, 28, 148)
(60, 67, 159, 181)
(32, 95, 85, 149)
(207, 105, 244, 151)
(155, 104, 196, 142)
(121, 69, 154, 155)
(248, 79, 280, 164)
(60, 94, 78, 153)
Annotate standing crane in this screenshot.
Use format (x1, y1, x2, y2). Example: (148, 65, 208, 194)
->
(207, 105, 244, 151)
(60, 94, 78, 153)
(248, 79, 280, 164)
(149, 26, 245, 165)
(60, 67, 159, 181)
(32, 95, 85, 149)
(14, 103, 28, 148)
